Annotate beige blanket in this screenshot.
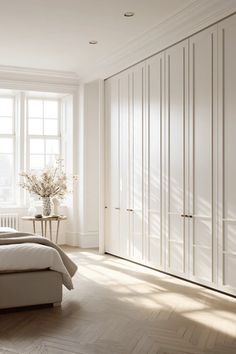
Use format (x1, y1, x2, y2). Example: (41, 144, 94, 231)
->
(0, 232, 77, 288)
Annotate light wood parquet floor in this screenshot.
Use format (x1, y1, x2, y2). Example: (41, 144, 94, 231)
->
(0, 247, 236, 354)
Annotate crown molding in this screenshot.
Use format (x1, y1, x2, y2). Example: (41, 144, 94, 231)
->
(81, 0, 236, 82)
(0, 65, 79, 89)
(0, 79, 79, 94)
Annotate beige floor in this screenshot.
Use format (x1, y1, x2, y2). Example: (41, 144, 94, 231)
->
(0, 248, 236, 354)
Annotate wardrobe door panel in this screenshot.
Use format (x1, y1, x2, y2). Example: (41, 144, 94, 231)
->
(130, 63, 145, 262)
(189, 26, 217, 285)
(166, 40, 188, 277)
(146, 53, 164, 269)
(105, 78, 120, 254)
(218, 14, 236, 295)
(119, 72, 130, 258)
(104, 81, 110, 252)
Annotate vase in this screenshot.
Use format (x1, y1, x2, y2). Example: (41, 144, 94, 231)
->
(52, 197, 60, 216)
(42, 197, 51, 216)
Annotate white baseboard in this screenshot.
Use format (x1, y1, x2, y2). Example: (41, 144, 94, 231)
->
(64, 231, 99, 248)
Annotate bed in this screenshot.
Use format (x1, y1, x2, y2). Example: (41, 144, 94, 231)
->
(0, 229, 77, 310)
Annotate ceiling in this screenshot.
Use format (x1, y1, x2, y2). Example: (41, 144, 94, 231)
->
(0, 0, 195, 79)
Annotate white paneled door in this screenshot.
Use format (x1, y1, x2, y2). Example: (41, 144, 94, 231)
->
(129, 63, 145, 263)
(188, 26, 217, 287)
(119, 71, 130, 259)
(105, 77, 120, 255)
(146, 53, 164, 270)
(165, 40, 188, 278)
(218, 14, 236, 295)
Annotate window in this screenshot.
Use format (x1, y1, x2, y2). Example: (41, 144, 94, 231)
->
(0, 90, 71, 206)
(27, 99, 61, 170)
(0, 97, 15, 204)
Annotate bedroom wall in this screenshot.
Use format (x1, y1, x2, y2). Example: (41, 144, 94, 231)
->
(75, 80, 100, 247)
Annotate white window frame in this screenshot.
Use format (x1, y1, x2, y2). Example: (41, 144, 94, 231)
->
(0, 90, 71, 208)
(0, 94, 17, 205)
(26, 97, 62, 171)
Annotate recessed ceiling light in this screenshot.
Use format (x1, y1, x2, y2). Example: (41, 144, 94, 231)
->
(124, 11, 135, 17)
(89, 40, 98, 45)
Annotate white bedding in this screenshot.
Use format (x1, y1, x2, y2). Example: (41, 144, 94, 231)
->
(0, 242, 73, 289)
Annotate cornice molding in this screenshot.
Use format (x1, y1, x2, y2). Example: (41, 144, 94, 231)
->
(0, 65, 79, 89)
(82, 0, 236, 82)
(0, 79, 79, 94)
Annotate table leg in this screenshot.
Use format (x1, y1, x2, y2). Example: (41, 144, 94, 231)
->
(56, 220, 60, 244)
(49, 220, 52, 241)
(44, 221, 47, 237)
(41, 220, 44, 237)
(33, 220, 36, 234)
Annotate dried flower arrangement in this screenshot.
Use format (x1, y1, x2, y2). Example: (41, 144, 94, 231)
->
(20, 160, 68, 198)
(19, 159, 78, 215)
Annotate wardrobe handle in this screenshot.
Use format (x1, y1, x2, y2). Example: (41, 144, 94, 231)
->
(188, 215, 193, 218)
(115, 207, 120, 210)
(105, 206, 108, 209)
(126, 208, 133, 212)
(181, 214, 185, 217)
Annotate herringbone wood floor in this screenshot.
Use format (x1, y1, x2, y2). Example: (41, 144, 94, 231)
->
(0, 248, 236, 354)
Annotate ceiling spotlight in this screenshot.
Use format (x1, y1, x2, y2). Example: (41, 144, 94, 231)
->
(124, 12, 135, 17)
(89, 40, 98, 45)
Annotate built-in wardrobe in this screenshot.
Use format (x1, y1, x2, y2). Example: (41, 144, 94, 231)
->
(104, 13, 236, 296)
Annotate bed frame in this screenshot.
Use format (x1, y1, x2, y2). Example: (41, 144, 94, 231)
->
(0, 270, 62, 309)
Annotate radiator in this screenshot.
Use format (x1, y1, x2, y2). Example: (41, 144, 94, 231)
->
(0, 213, 19, 230)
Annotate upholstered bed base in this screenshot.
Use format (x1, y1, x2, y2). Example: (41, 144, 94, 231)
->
(0, 270, 63, 309)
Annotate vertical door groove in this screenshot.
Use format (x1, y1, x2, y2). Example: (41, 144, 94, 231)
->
(183, 46, 186, 274)
(192, 42, 196, 276)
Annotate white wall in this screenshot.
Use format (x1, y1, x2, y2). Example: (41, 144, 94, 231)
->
(76, 80, 101, 247)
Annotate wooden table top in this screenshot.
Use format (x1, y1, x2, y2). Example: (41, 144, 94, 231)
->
(21, 215, 67, 221)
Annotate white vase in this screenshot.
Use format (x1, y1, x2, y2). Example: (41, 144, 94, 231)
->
(42, 197, 51, 216)
(52, 197, 60, 216)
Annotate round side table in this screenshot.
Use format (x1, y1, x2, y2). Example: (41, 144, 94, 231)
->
(21, 215, 67, 244)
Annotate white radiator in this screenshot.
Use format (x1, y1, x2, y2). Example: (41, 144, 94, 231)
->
(0, 213, 19, 230)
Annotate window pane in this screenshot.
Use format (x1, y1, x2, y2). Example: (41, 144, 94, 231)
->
(46, 154, 58, 167)
(0, 98, 13, 116)
(0, 117, 12, 134)
(30, 138, 44, 154)
(0, 138, 13, 153)
(0, 154, 13, 203)
(28, 118, 43, 135)
(44, 100, 58, 118)
(30, 155, 44, 170)
(28, 99, 43, 118)
(44, 119, 58, 135)
(46, 139, 59, 154)
(27, 98, 61, 174)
